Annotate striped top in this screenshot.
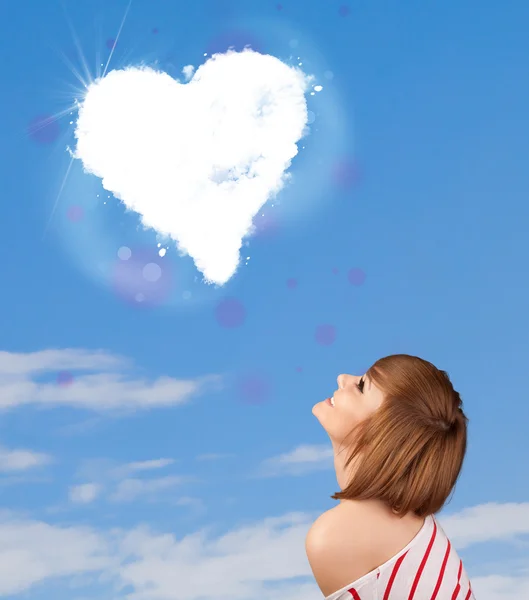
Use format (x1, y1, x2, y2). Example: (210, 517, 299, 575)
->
(325, 514, 475, 600)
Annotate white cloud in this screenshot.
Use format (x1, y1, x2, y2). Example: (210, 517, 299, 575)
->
(69, 483, 101, 504)
(0, 447, 52, 472)
(440, 502, 529, 549)
(116, 512, 315, 600)
(471, 572, 529, 600)
(258, 443, 334, 477)
(182, 64, 194, 80)
(0, 512, 112, 596)
(0, 348, 221, 412)
(0, 503, 527, 599)
(74, 50, 312, 285)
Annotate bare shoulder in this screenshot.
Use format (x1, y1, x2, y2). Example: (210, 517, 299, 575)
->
(305, 502, 379, 597)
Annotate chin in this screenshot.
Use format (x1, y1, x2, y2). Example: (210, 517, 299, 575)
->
(312, 401, 329, 428)
(312, 400, 324, 417)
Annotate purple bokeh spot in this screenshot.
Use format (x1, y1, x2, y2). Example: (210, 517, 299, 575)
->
(276, 3, 283, 9)
(315, 324, 336, 346)
(207, 30, 264, 56)
(106, 38, 116, 50)
(332, 158, 361, 190)
(348, 267, 366, 286)
(237, 373, 271, 405)
(152, 27, 159, 34)
(215, 297, 246, 328)
(286, 278, 298, 289)
(252, 211, 280, 239)
(295, 366, 303, 373)
(67, 205, 84, 222)
(27, 114, 61, 144)
(332, 267, 339, 275)
(56, 371, 74, 387)
(338, 5, 351, 17)
(112, 246, 173, 308)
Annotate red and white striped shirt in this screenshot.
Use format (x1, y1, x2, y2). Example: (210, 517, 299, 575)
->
(325, 514, 475, 600)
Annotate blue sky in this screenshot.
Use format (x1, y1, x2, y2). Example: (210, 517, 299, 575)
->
(0, 1, 528, 599)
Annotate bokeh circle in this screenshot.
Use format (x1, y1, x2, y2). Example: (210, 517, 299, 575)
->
(215, 297, 246, 328)
(67, 205, 84, 222)
(236, 372, 271, 405)
(56, 371, 74, 387)
(27, 114, 61, 145)
(112, 245, 174, 308)
(315, 324, 336, 346)
(348, 268, 366, 286)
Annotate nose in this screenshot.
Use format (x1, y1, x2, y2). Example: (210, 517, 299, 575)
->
(337, 373, 355, 389)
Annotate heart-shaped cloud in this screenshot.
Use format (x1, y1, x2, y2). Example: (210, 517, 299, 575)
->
(74, 50, 311, 285)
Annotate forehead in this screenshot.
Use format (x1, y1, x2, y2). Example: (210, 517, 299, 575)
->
(365, 373, 383, 393)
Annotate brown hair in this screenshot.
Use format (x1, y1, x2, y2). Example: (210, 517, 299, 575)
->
(331, 354, 468, 517)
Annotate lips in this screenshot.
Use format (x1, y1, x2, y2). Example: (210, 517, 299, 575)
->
(325, 397, 335, 407)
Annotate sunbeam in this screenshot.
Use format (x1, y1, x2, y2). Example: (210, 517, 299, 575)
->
(102, 0, 133, 79)
(61, 2, 95, 88)
(39, 1, 135, 238)
(55, 46, 90, 89)
(42, 154, 75, 240)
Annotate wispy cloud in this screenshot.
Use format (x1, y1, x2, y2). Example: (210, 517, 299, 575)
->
(122, 458, 175, 473)
(176, 496, 204, 509)
(70, 457, 191, 505)
(257, 444, 334, 477)
(109, 475, 190, 503)
(76, 457, 176, 481)
(195, 453, 235, 461)
(0, 349, 122, 376)
(0, 502, 527, 599)
(0, 446, 52, 472)
(0, 348, 222, 412)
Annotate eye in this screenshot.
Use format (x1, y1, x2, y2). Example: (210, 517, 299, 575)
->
(357, 377, 365, 393)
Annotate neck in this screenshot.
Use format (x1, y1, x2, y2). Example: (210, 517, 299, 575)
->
(331, 439, 352, 491)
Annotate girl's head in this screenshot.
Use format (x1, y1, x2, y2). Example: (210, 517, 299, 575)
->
(312, 354, 468, 517)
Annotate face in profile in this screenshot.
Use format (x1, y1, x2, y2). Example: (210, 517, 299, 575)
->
(312, 373, 386, 446)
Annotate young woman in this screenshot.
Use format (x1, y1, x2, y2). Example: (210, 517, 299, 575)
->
(307, 354, 475, 600)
